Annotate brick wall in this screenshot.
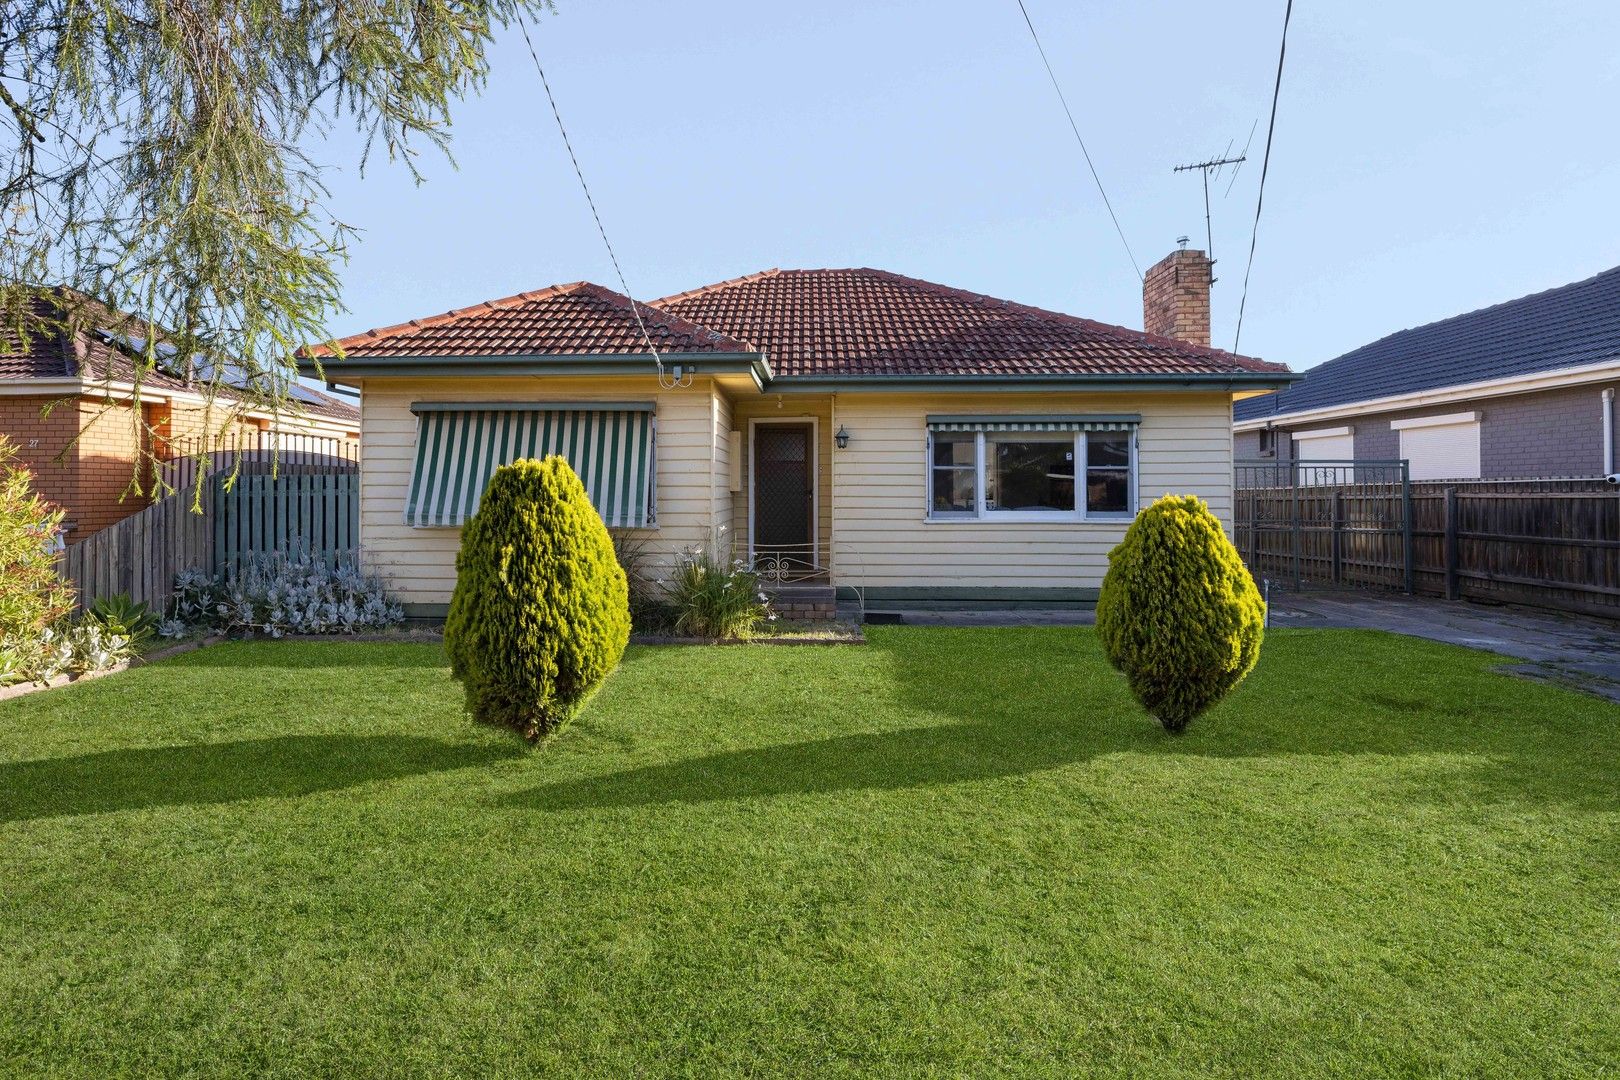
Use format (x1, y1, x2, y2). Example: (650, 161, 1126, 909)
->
(0, 396, 83, 533)
(1245, 381, 1620, 479)
(73, 398, 149, 536)
(1142, 248, 1212, 347)
(1233, 427, 1293, 461)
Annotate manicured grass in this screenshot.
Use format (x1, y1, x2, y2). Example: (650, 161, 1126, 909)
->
(2, 628, 1618, 1077)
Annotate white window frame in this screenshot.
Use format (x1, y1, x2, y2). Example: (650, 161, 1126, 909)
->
(925, 427, 1138, 523)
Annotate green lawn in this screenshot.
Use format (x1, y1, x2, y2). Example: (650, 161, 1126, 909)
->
(2, 628, 1617, 1078)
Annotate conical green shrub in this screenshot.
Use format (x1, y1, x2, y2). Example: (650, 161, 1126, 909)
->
(444, 456, 630, 741)
(1094, 494, 1264, 734)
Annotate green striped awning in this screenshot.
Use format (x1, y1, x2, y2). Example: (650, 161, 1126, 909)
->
(405, 405, 655, 528)
(926, 414, 1141, 433)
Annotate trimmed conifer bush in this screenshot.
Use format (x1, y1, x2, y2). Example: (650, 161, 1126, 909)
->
(1095, 494, 1264, 734)
(444, 456, 630, 741)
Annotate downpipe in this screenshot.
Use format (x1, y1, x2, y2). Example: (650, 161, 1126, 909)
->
(1603, 387, 1616, 481)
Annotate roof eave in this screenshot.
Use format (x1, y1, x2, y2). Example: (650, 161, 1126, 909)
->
(296, 352, 773, 391)
(768, 372, 1300, 393)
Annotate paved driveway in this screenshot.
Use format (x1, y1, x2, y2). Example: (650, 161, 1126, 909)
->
(1268, 588, 1620, 702)
(889, 588, 1620, 703)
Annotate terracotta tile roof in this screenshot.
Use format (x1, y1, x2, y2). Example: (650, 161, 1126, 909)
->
(656, 268, 1287, 379)
(1, 289, 358, 422)
(310, 281, 753, 358)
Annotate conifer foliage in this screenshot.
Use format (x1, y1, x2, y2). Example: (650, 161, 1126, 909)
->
(1095, 494, 1265, 734)
(444, 457, 630, 741)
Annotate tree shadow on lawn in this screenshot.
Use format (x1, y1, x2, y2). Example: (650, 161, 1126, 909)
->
(0, 735, 519, 823)
(503, 628, 1619, 813)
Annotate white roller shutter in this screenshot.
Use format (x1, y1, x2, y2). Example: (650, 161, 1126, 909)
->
(1392, 412, 1481, 481)
(1292, 426, 1355, 485)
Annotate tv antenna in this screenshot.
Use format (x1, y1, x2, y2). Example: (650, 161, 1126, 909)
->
(1173, 152, 1247, 282)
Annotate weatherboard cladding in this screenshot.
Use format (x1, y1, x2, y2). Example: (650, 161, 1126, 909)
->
(316, 269, 1288, 380)
(1235, 264, 1620, 422)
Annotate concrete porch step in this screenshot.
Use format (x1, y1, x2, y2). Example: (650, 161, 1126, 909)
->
(762, 583, 837, 620)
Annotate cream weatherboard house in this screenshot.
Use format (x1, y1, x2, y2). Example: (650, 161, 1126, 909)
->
(303, 249, 1293, 616)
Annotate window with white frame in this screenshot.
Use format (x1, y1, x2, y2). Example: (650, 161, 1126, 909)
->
(1391, 411, 1481, 480)
(926, 416, 1138, 521)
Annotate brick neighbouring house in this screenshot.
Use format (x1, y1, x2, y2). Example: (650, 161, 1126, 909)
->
(1, 289, 360, 543)
(1234, 265, 1620, 481)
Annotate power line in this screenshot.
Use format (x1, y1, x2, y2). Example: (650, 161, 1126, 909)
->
(513, 11, 690, 387)
(1014, 0, 1142, 282)
(1232, 0, 1294, 354)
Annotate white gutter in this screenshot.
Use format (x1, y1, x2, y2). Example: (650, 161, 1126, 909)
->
(0, 378, 96, 397)
(1604, 386, 1615, 475)
(1235, 357, 1620, 432)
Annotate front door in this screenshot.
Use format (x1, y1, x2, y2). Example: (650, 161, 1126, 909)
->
(752, 423, 814, 575)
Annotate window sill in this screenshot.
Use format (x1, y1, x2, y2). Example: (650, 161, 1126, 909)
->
(922, 513, 1134, 525)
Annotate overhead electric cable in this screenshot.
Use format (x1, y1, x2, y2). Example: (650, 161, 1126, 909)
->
(1232, 0, 1294, 354)
(1014, 0, 1142, 282)
(513, 11, 690, 387)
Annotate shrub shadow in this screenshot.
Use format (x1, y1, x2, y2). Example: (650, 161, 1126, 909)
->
(505, 627, 1619, 813)
(0, 735, 518, 823)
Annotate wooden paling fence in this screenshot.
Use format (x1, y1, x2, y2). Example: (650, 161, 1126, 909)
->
(157, 432, 358, 497)
(1236, 469, 1620, 619)
(59, 472, 359, 612)
(57, 489, 212, 614)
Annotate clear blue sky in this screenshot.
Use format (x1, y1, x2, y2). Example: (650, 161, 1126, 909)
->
(312, 0, 1620, 373)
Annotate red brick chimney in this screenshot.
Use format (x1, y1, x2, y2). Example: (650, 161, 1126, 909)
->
(1142, 247, 1212, 347)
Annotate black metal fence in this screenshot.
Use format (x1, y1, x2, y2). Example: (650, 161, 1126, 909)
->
(1235, 460, 1413, 593)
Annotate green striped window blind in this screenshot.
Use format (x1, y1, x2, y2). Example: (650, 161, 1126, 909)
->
(405, 404, 655, 528)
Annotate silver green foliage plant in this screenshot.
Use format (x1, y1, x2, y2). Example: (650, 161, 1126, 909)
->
(166, 553, 403, 638)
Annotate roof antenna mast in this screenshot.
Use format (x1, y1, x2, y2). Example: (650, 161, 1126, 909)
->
(1173, 152, 1246, 284)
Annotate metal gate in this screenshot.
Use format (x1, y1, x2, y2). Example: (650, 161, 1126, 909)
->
(1234, 459, 1413, 593)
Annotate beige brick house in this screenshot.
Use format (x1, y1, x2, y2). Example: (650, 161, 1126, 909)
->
(304, 249, 1293, 615)
(1, 290, 359, 542)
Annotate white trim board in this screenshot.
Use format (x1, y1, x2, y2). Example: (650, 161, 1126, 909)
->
(1390, 411, 1480, 431)
(1234, 358, 1620, 432)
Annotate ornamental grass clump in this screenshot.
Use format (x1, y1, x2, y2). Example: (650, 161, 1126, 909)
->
(444, 456, 630, 741)
(1095, 494, 1265, 734)
(665, 529, 770, 639)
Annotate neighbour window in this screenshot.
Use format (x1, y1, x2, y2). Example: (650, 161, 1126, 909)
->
(1257, 428, 1276, 457)
(925, 417, 1138, 522)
